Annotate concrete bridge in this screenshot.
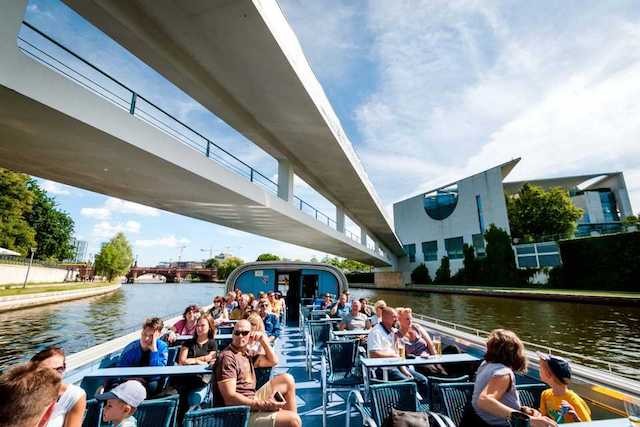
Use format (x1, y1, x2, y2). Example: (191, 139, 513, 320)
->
(125, 267, 217, 284)
(0, 1, 404, 269)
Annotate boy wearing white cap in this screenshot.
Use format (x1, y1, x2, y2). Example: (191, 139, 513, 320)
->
(96, 380, 147, 427)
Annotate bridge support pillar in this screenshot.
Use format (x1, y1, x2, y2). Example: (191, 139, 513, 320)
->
(277, 159, 294, 202)
(360, 226, 368, 247)
(335, 206, 345, 233)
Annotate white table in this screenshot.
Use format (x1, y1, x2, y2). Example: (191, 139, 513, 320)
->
(332, 329, 370, 338)
(571, 419, 630, 426)
(83, 365, 211, 378)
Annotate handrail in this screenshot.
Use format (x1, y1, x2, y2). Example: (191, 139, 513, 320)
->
(17, 21, 344, 242)
(412, 313, 640, 378)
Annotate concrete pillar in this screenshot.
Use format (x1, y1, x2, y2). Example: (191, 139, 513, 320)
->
(277, 159, 294, 202)
(336, 206, 345, 233)
(360, 227, 367, 247)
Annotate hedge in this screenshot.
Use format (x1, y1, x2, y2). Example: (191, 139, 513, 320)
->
(346, 272, 374, 284)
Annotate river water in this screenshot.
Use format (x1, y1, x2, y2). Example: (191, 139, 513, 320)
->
(1, 283, 638, 376)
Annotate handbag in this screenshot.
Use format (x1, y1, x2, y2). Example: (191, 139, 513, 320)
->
(383, 408, 430, 427)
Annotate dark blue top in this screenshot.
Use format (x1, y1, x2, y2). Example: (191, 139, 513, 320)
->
(118, 339, 168, 368)
(263, 313, 281, 338)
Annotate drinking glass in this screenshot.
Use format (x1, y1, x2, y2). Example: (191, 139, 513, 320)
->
(626, 399, 640, 427)
(433, 336, 442, 355)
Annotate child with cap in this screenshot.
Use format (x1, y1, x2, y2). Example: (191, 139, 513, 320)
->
(96, 380, 147, 427)
(538, 353, 591, 423)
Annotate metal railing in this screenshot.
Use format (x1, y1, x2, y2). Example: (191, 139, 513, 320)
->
(0, 254, 65, 269)
(412, 313, 640, 379)
(17, 22, 344, 242)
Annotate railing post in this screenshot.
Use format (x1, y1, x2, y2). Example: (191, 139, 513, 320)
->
(250, 169, 254, 182)
(206, 141, 210, 158)
(300, 200, 303, 211)
(129, 92, 137, 115)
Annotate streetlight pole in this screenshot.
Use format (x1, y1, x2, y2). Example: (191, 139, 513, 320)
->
(23, 246, 37, 289)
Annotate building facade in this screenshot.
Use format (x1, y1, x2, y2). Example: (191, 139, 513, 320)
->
(69, 238, 88, 262)
(393, 159, 634, 282)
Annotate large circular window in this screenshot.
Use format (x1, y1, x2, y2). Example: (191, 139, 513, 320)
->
(423, 185, 458, 220)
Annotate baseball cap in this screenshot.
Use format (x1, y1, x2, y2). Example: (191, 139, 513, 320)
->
(95, 380, 147, 408)
(537, 352, 571, 383)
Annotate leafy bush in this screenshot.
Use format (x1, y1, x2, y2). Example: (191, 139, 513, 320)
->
(256, 253, 280, 261)
(434, 256, 451, 284)
(481, 224, 520, 285)
(411, 263, 432, 284)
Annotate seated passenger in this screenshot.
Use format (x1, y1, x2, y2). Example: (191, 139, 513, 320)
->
(168, 305, 200, 343)
(31, 346, 87, 427)
(368, 307, 429, 400)
(115, 317, 168, 397)
(0, 362, 61, 427)
(330, 292, 351, 318)
(470, 329, 556, 427)
(371, 300, 387, 326)
(538, 353, 591, 423)
(339, 300, 371, 330)
(320, 293, 333, 310)
(246, 313, 266, 354)
(209, 296, 229, 326)
(404, 327, 429, 356)
(225, 292, 238, 313)
(96, 380, 146, 427)
(258, 300, 281, 341)
(268, 292, 282, 317)
(397, 307, 443, 375)
(230, 295, 251, 320)
(214, 320, 300, 427)
(176, 316, 217, 421)
(359, 297, 373, 317)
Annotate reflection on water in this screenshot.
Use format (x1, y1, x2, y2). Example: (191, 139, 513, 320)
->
(0, 283, 224, 371)
(350, 288, 640, 372)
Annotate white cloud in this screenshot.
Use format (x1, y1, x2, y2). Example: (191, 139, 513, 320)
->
(81, 207, 111, 220)
(41, 180, 71, 195)
(103, 197, 160, 216)
(92, 220, 141, 239)
(135, 235, 191, 248)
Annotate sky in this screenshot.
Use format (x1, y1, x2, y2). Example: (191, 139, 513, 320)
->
(21, 0, 640, 265)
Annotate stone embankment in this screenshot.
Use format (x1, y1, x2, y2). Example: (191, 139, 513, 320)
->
(0, 283, 121, 313)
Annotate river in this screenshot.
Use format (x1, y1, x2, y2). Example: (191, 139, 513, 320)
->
(1, 283, 638, 376)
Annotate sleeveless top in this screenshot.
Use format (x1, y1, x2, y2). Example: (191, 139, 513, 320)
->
(471, 362, 521, 426)
(47, 384, 86, 427)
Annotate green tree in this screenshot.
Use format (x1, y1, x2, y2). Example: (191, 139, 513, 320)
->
(434, 256, 451, 284)
(461, 244, 480, 284)
(256, 253, 280, 261)
(482, 224, 519, 285)
(507, 183, 583, 241)
(25, 180, 75, 261)
(0, 168, 36, 255)
(622, 215, 639, 226)
(94, 233, 134, 282)
(410, 263, 432, 284)
(204, 258, 220, 269)
(217, 256, 244, 280)
(340, 259, 372, 272)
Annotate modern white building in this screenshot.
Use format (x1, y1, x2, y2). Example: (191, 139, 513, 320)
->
(393, 159, 634, 281)
(69, 238, 88, 263)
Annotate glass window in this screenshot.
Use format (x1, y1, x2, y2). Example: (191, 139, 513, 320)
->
(421, 241, 438, 262)
(517, 255, 538, 268)
(599, 190, 620, 222)
(472, 234, 486, 257)
(539, 254, 561, 267)
(424, 185, 458, 220)
(475, 195, 485, 233)
(403, 243, 416, 263)
(444, 237, 464, 260)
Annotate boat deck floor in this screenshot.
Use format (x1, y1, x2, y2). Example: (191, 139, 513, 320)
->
(272, 324, 359, 427)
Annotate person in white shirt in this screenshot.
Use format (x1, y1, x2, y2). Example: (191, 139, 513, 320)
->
(368, 307, 429, 399)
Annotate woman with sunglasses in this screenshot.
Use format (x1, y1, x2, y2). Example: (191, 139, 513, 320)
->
(31, 346, 87, 427)
(168, 304, 200, 343)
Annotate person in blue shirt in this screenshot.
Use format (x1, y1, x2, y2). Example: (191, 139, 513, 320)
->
(115, 317, 168, 397)
(258, 300, 281, 342)
(330, 292, 351, 318)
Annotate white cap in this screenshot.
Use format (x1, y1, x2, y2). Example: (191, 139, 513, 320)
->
(95, 380, 147, 408)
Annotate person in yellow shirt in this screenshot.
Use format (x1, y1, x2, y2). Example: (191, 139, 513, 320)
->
(538, 352, 591, 423)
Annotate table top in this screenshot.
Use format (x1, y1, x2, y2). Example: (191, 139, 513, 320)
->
(361, 353, 480, 368)
(333, 329, 370, 336)
(84, 365, 211, 378)
(571, 418, 629, 426)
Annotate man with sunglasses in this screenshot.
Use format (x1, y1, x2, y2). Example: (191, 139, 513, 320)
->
(214, 320, 300, 427)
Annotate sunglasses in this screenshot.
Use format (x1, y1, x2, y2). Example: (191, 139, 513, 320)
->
(233, 330, 251, 336)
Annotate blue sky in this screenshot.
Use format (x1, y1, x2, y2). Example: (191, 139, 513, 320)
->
(24, 0, 640, 265)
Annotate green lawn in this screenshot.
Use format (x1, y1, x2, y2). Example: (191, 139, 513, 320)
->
(0, 282, 115, 297)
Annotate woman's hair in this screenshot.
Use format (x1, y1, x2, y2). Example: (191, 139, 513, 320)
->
(194, 316, 216, 340)
(182, 304, 200, 319)
(246, 312, 265, 332)
(30, 346, 65, 364)
(374, 300, 387, 310)
(484, 329, 527, 373)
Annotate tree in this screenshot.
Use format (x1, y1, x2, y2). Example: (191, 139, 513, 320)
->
(411, 263, 432, 284)
(0, 168, 36, 255)
(482, 224, 519, 285)
(507, 183, 583, 241)
(434, 256, 451, 284)
(319, 255, 372, 272)
(217, 257, 244, 280)
(94, 233, 134, 282)
(204, 258, 220, 269)
(622, 215, 639, 226)
(256, 253, 280, 261)
(25, 180, 75, 261)
(462, 244, 480, 284)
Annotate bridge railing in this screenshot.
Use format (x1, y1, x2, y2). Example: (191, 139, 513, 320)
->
(17, 22, 348, 245)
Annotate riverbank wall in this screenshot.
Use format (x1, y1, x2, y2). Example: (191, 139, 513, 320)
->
(0, 263, 74, 285)
(0, 283, 121, 313)
(349, 283, 640, 305)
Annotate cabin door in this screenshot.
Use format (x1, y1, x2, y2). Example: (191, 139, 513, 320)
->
(280, 270, 301, 323)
